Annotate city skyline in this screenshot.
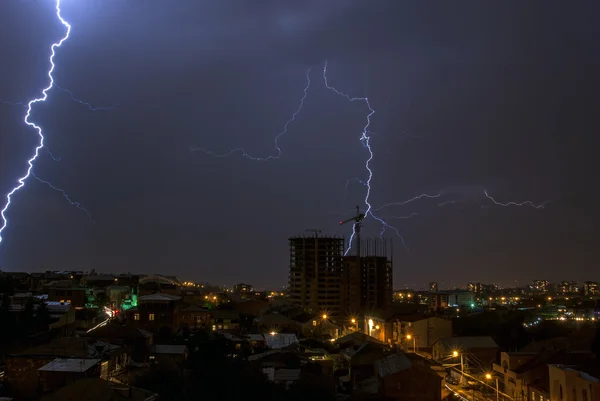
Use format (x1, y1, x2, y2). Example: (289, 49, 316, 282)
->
(1, 1, 599, 288)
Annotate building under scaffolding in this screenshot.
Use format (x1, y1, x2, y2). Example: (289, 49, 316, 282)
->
(288, 232, 345, 316)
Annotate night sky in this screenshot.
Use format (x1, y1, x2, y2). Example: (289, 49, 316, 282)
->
(1, 1, 599, 289)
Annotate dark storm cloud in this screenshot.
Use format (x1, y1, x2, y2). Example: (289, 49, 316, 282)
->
(1, 0, 599, 288)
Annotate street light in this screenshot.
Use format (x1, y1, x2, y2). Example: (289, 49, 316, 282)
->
(486, 373, 499, 401)
(322, 314, 328, 320)
(452, 351, 464, 377)
(406, 334, 416, 353)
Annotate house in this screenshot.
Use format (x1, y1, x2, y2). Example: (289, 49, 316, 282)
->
(255, 312, 299, 334)
(85, 322, 153, 362)
(126, 293, 182, 333)
(549, 364, 600, 401)
(335, 331, 387, 351)
(299, 316, 341, 339)
(5, 338, 126, 399)
(386, 314, 452, 349)
(150, 345, 187, 370)
(492, 350, 595, 400)
(38, 358, 101, 394)
(40, 378, 158, 401)
(344, 342, 443, 400)
(178, 305, 211, 330)
(47, 284, 87, 309)
(209, 309, 240, 331)
(432, 336, 498, 367)
(234, 299, 269, 317)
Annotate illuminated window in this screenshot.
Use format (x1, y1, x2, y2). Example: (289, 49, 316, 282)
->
(312, 320, 317, 326)
(60, 300, 65, 303)
(134, 313, 140, 321)
(67, 300, 71, 304)
(148, 313, 155, 321)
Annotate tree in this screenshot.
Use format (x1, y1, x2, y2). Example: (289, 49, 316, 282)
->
(95, 291, 109, 309)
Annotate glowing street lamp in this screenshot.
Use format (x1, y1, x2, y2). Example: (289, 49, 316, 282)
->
(406, 334, 416, 353)
(486, 373, 499, 401)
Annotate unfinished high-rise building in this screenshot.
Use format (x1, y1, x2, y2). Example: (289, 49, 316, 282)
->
(288, 233, 345, 316)
(343, 238, 393, 316)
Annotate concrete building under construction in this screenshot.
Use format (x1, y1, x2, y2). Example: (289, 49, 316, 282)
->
(288, 230, 392, 319)
(343, 238, 393, 317)
(288, 232, 345, 316)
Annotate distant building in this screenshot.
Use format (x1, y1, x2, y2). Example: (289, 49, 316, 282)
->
(288, 234, 345, 317)
(448, 291, 475, 308)
(583, 281, 599, 296)
(428, 293, 449, 311)
(429, 282, 438, 293)
(233, 283, 254, 293)
(532, 280, 551, 293)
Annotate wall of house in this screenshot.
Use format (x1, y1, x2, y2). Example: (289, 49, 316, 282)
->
(382, 367, 442, 401)
(5, 356, 52, 398)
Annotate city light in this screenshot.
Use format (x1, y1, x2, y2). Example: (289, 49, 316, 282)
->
(453, 351, 459, 357)
(406, 334, 412, 340)
(485, 373, 492, 380)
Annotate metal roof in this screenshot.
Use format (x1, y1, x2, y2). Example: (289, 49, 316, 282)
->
(38, 358, 100, 373)
(264, 333, 299, 349)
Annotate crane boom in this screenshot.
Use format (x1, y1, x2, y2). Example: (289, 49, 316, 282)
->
(339, 206, 365, 257)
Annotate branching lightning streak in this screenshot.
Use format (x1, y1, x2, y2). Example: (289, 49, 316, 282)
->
(190, 68, 312, 161)
(0, 0, 71, 245)
(323, 61, 410, 254)
(54, 85, 118, 111)
(372, 192, 443, 212)
(32, 173, 94, 222)
(483, 190, 546, 209)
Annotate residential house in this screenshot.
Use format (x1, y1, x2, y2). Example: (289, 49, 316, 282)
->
(209, 309, 240, 331)
(85, 322, 153, 362)
(150, 345, 187, 370)
(255, 312, 299, 334)
(386, 314, 452, 349)
(126, 293, 182, 333)
(5, 337, 126, 399)
(549, 364, 600, 401)
(344, 342, 443, 400)
(40, 378, 159, 401)
(47, 284, 87, 309)
(432, 336, 499, 367)
(492, 350, 595, 401)
(138, 275, 178, 297)
(299, 316, 341, 339)
(38, 358, 101, 394)
(178, 305, 211, 330)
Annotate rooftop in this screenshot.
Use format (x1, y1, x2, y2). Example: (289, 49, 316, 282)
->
(138, 293, 181, 302)
(438, 336, 498, 349)
(153, 345, 187, 355)
(264, 333, 299, 349)
(38, 358, 100, 373)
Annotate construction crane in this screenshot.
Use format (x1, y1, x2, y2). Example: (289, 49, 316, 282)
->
(340, 205, 365, 257)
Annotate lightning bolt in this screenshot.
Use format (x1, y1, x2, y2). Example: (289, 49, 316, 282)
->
(0, 0, 71, 245)
(323, 61, 412, 253)
(372, 192, 443, 212)
(483, 189, 546, 209)
(54, 85, 119, 111)
(32, 173, 94, 222)
(191, 68, 312, 161)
